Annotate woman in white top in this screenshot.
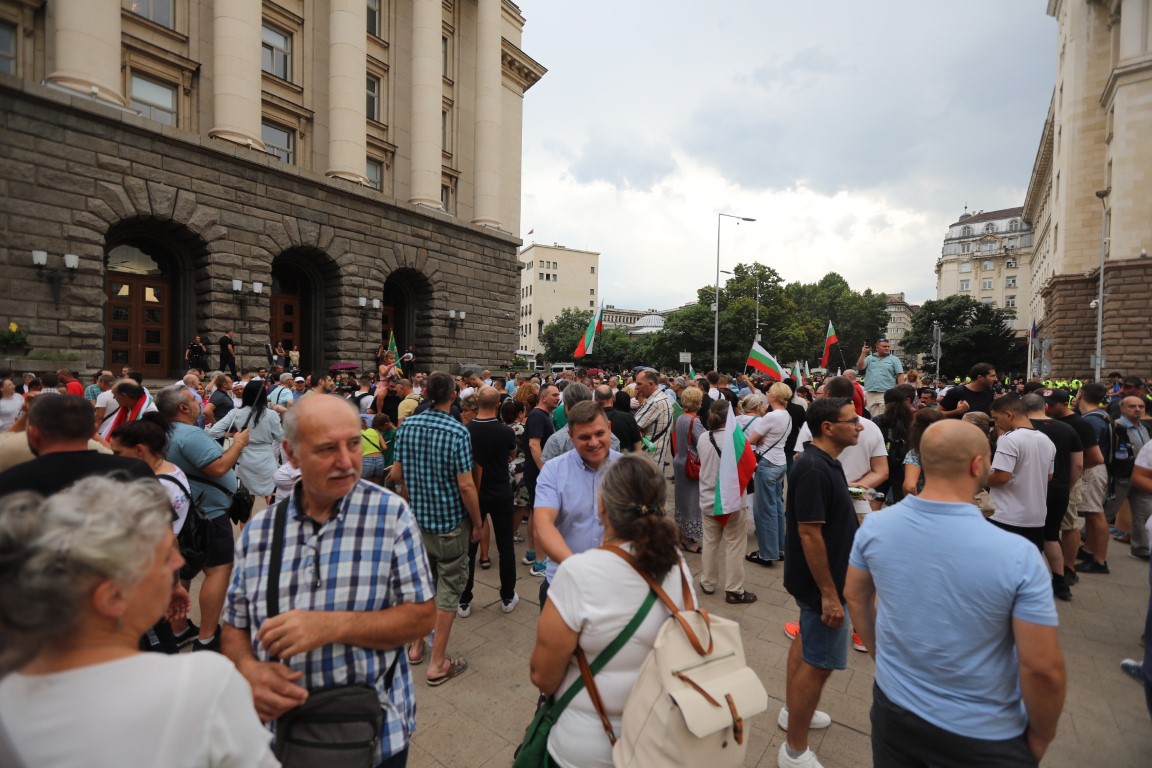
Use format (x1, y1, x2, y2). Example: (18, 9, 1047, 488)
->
(208, 379, 283, 502)
(0, 377, 22, 432)
(0, 476, 277, 767)
(697, 399, 756, 604)
(745, 383, 793, 567)
(529, 454, 695, 768)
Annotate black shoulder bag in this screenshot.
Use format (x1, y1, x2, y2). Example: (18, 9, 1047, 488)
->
(227, 408, 258, 524)
(158, 474, 210, 574)
(267, 498, 397, 768)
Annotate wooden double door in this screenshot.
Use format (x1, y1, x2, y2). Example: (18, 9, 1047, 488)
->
(106, 274, 171, 378)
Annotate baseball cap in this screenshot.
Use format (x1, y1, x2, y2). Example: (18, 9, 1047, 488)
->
(294, 376, 305, 382)
(1041, 388, 1070, 406)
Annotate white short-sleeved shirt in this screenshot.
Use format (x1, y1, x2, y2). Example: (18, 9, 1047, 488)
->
(0, 653, 278, 768)
(794, 418, 887, 515)
(990, 428, 1056, 528)
(748, 409, 791, 465)
(547, 546, 695, 768)
(158, 465, 192, 535)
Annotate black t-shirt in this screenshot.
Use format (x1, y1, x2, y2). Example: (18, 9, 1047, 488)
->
(522, 407, 555, 485)
(187, 342, 206, 365)
(209, 389, 233, 422)
(784, 402, 806, 456)
(378, 394, 402, 424)
(784, 444, 858, 607)
(1031, 417, 1082, 489)
(0, 451, 154, 497)
(939, 385, 995, 415)
(467, 417, 516, 502)
(604, 407, 642, 452)
(1057, 413, 1099, 460)
(218, 335, 234, 360)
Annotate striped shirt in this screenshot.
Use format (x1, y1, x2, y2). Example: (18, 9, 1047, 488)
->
(224, 479, 434, 763)
(393, 408, 473, 533)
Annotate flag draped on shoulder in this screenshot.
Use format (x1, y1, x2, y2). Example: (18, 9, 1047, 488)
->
(388, 331, 402, 374)
(820, 320, 839, 368)
(746, 341, 785, 380)
(574, 304, 603, 358)
(712, 401, 757, 521)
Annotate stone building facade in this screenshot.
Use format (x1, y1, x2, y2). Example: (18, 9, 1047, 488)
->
(0, 0, 544, 378)
(1025, 0, 1152, 378)
(884, 292, 919, 362)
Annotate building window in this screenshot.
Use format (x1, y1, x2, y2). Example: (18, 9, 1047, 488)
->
(366, 76, 380, 121)
(367, 0, 380, 36)
(961, 225, 972, 237)
(129, 73, 178, 126)
(982, 260, 995, 271)
(959, 262, 972, 273)
(0, 21, 15, 75)
(980, 242, 994, 252)
(961, 243, 971, 254)
(261, 120, 294, 163)
(538, 272, 543, 280)
(365, 158, 382, 189)
(590, 266, 595, 274)
(589, 289, 595, 295)
(1005, 276, 1017, 288)
(1009, 219, 1020, 232)
(1006, 259, 1017, 269)
(538, 260, 544, 267)
(262, 24, 292, 80)
(590, 301, 595, 307)
(982, 278, 993, 290)
(959, 280, 971, 291)
(984, 223, 995, 234)
(124, 0, 174, 29)
(1005, 295, 1016, 308)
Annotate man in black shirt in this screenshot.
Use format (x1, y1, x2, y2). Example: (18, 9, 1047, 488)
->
(521, 383, 559, 575)
(939, 362, 997, 417)
(0, 394, 153, 496)
(185, 335, 208, 371)
(781, 397, 861, 768)
(1045, 388, 1105, 583)
(1025, 393, 1083, 601)
(460, 387, 519, 614)
(597, 384, 641, 452)
(218, 330, 238, 377)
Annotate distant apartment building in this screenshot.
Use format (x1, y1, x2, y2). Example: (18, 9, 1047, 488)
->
(885, 292, 919, 361)
(518, 243, 599, 361)
(935, 207, 1034, 336)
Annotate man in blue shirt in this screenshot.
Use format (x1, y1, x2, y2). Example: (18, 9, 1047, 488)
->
(846, 419, 1065, 767)
(854, 338, 905, 415)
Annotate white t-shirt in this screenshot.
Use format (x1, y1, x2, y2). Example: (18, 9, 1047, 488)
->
(547, 546, 695, 768)
(0, 394, 22, 432)
(748, 409, 791, 465)
(95, 389, 120, 437)
(990, 428, 1056, 528)
(794, 418, 887, 515)
(0, 653, 278, 768)
(158, 465, 192, 535)
(273, 462, 302, 503)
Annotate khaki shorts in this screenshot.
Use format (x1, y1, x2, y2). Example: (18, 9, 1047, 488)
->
(421, 519, 472, 612)
(1062, 478, 1082, 531)
(1078, 465, 1109, 515)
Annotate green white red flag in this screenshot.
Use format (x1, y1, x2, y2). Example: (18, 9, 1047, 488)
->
(574, 304, 603, 358)
(689, 364, 697, 378)
(713, 398, 758, 521)
(792, 361, 804, 386)
(747, 341, 784, 380)
(820, 320, 838, 368)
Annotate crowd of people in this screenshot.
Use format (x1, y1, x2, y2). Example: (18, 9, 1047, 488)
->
(0, 340, 1149, 767)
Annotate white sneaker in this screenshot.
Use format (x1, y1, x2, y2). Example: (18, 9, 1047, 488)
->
(456, 603, 471, 618)
(501, 593, 520, 614)
(777, 706, 832, 730)
(778, 743, 824, 768)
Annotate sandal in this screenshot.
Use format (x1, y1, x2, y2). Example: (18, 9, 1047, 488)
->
(725, 590, 758, 604)
(745, 552, 775, 568)
(427, 657, 469, 687)
(407, 641, 425, 666)
(479, 558, 492, 570)
(680, 542, 703, 555)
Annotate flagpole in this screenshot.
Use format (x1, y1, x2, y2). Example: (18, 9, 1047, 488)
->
(1026, 316, 1034, 378)
(837, 343, 849, 373)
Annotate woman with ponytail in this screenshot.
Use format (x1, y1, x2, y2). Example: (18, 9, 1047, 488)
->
(528, 453, 695, 768)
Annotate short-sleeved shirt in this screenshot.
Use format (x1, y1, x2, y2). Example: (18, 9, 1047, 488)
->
(748, 409, 791, 465)
(989, 428, 1056, 528)
(939, 385, 995, 416)
(224, 480, 434, 764)
(166, 422, 235, 520)
(1135, 440, 1152, 473)
(1080, 409, 1112, 452)
(794, 419, 888, 515)
(1030, 417, 1082, 489)
(850, 495, 1058, 740)
(209, 389, 234, 423)
(393, 408, 472, 533)
(860, 354, 904, 393)
(784, 443, 858, 607)
(218, 335, 234, 359)
(1057, 413, 1098, 462)
(522, 407, 555, 486)
(604, 407, 642, 452)
(0, 451, 153, 497)
(83, 383, 101, 401)
(534, 448, 620, 583)
(467, 417, 516, 503)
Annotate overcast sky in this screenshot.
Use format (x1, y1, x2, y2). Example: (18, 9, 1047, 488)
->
(515, 1, 1055, 310)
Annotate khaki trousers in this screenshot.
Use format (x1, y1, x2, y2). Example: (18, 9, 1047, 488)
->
(701, 505, 748, 594)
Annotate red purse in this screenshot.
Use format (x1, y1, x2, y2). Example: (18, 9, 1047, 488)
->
(684, 414, 701, 480)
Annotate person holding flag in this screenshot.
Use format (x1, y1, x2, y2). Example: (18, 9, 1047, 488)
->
(696, 398, 758, 604)
(820, 321, 839, 370)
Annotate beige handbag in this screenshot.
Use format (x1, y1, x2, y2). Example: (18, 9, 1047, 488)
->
(589, 546, 769, 768)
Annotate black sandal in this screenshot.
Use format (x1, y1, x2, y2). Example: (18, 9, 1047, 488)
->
(725, 590, 758, 604)
(745, 552, 775, 568)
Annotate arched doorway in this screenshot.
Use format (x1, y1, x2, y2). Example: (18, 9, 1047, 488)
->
(270, 247, 339, 373)
(382, 269, 433, 369)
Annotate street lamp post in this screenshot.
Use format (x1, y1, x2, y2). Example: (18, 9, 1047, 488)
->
(714, 213, 756, 371)
(1094, 187, 1110, 382)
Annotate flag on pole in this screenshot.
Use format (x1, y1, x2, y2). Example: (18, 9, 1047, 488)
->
(388, 330, 402, 375)
(689, 364, 697, 379)
(712, 398, 758, 522)
(574, 304, 603, 358)
(746, 341, 785, 380)
(526, 228, 535, 236)
(820, 320, 839, 368)
(792, 361, 805, 386)
(1029, 320, 1037, 345)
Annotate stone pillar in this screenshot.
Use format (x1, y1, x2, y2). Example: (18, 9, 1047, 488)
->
(210, 0, 264, 148)
(471, 0, 503, 228)
(46, 0, 125, 105)
(410, 0, 442, 208)
(327, 0, 368, 183)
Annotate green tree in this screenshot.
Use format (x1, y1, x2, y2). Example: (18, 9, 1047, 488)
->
(900, 294, 1025, 377)
(781, 273, 889, 371)
(538, 307, 592, 363)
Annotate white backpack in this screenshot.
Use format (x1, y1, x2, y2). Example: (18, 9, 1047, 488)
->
(593, 546, 769, 768)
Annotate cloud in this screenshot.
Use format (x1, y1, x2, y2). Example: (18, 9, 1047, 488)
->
(567, 131, 678, 191)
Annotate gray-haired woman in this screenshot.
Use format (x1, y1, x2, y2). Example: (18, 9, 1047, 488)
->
(0, 477, 277, 767)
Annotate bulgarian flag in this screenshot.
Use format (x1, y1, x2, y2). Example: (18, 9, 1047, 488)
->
(820, 320, 839, 368)
(574, 304, 603, 358)
(792, 361, 805, 386)
(747, 341, 785, 380)
(689, 364, 697, 378)
(388, 330, 402, 374)
(712, 399, 758, 524)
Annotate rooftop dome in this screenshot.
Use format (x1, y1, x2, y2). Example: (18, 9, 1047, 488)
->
(630, 314, 665, 335)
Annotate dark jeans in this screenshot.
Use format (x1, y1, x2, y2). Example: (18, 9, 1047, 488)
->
(871, 683, 1037, 767)
(461, 496, 516, 603)
(375, 747, 408, 768)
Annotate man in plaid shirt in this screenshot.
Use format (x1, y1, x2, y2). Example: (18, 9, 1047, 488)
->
(222, 395, 436, 767)
(391, 371, 483, 687)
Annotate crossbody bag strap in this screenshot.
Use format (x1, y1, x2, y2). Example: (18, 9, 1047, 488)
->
(266, 497, 292, 624)
(189, 474, 236, 497)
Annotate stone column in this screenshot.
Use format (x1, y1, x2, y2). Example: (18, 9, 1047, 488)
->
(410, 0, 442, 208)
(46, 0, 125, 105)
(327, 0, 368, 183)
(210, 0, 264, 148)
(471, 0, 503, 228)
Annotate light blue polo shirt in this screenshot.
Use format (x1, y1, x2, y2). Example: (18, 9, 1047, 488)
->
(849, 495, 1057, 740)
(534, 448, 621, 583)
(860, 353, 903, 393)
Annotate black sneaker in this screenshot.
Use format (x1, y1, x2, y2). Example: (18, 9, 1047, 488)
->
(1064, 567, 1079, 586)
(192, 627, 221, 652)
(1052, 573, 1072, 601)
(172, 621, 200, 648)
(1080, 560, 1110, 574)
(1077, 546, 1095, 562)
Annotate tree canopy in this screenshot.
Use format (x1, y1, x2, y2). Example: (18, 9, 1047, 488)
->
(899, 294, 1025, 378)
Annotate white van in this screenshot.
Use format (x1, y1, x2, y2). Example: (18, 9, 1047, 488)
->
(550, 362, 575, 374)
